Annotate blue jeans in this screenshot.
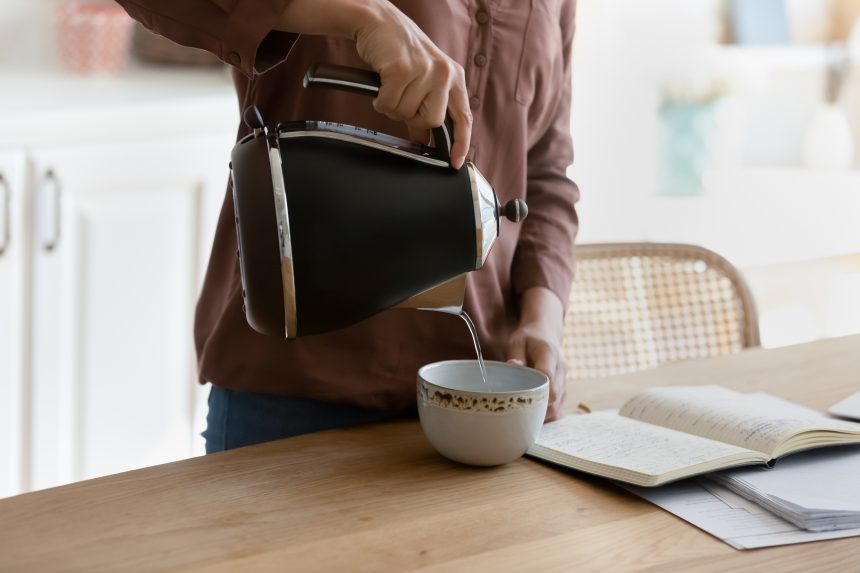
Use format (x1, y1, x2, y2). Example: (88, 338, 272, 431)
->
(203, 385, 415, 453)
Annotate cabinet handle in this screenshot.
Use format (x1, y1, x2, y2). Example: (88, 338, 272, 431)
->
(39, 169, 61, 252)
(0, 173, 8, 256)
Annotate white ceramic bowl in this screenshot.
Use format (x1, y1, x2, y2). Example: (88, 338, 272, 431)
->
(417, 360, 549, 466)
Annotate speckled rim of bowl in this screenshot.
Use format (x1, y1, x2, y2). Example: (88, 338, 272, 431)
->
(417, 360, 549, 414)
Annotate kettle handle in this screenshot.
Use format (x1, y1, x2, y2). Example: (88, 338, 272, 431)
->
(304, 64, 453, 166)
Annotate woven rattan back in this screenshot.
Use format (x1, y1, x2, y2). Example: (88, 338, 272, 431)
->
(563, 243, 759, 382)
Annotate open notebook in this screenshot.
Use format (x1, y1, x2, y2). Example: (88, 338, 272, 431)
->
(528, 386, 860, 487)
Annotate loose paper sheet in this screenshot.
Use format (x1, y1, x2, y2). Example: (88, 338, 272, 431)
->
(716, 446, 860, 513)
(830, 390, 860, 421)
(623, 480, 860, 550)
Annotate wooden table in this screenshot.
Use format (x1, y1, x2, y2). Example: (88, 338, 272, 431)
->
(1, 336, 859, 572)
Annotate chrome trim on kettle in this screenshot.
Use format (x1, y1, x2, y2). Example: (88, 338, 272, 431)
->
(466, 163, 499, 270)
(266, 141, 298, 338)
(279, 130, 450, 168)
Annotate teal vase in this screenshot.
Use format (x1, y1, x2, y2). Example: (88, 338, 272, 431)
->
(658, 101, 718, 196)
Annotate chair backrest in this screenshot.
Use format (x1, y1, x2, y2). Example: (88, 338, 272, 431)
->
(563, 242, 760, 382)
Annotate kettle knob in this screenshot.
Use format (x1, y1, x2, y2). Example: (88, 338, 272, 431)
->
(501, 199, 528, 223)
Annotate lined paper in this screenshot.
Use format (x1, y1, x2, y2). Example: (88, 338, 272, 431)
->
(531, 412, 754, 479)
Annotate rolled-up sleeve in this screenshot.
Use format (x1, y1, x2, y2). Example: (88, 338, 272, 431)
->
(510, 7, 580, 310)
(116, 0, 298, 77)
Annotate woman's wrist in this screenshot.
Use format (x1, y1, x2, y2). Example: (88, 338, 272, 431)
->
(278, 0, 388, 39)
(518, 287, 564, 335)
(334, 0, 388, 40)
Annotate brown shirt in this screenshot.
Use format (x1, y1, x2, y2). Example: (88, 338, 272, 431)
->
(118, 0, 579, 410)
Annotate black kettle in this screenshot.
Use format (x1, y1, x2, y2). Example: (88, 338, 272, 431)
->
(230, 64, 527, 338)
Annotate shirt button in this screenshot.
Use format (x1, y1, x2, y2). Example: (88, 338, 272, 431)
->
(469, 96, 481, 110)
(476, 10, 490, 24)
(226, 51, 241, 66)
(474, 53, 488, 67)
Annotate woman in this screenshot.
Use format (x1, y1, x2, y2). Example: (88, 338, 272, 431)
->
(116, 0, 579, 451)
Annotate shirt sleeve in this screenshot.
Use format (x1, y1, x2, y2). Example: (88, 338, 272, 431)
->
(116, 0, 298, 77)
(510, 4, 580, 311)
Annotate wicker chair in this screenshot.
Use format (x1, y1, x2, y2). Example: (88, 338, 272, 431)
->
(563, 242, 760, 382)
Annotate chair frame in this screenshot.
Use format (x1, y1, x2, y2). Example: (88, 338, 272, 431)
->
(564, 242, 760, 380)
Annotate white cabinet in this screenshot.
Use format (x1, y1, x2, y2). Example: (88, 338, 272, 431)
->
(0, 151, 29, 498)
(26, 136, 229, 489)
(0, 68, 236, 497)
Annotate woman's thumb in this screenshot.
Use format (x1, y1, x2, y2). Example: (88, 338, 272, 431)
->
(507, 336, 526, 366)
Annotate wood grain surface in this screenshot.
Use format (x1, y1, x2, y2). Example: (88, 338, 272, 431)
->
(1, 335, 858, 572)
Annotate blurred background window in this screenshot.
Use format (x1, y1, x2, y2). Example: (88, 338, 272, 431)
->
(570, 0, 860, 349)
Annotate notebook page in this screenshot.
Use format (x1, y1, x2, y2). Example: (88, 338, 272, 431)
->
(619, 386, 860, 457)
(530, 412, 755, 479)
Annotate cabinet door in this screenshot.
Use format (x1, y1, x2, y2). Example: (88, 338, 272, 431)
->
(29, 135, 230, 489)
(0, 151, 29, 498)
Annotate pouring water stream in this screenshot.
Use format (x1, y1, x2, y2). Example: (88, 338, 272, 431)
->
(459, 311, 489, 387)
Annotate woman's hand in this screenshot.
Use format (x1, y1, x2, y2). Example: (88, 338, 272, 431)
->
(506, 287, 567, 421)
(353, 2, 471, 167)
(278, 0, 472, 168)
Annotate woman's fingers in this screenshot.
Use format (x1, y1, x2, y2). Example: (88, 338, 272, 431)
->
(528, 338, 558, 380)
(446, 66, 472, 169)
(373, 64, 413, 118)
(526, 338, 562, 421)
(375, 60, 470, 169)
(397, 77, 440, 128)
(506, 335, 527, 366)
(353, 4, 472, 167)
(545, 360, 567, 422)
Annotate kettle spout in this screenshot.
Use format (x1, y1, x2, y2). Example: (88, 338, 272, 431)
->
(468, 164, 527, 271)
(394, 274, 466, 315)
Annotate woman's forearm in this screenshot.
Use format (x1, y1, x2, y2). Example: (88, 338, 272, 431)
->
(518, 287, 564, 333)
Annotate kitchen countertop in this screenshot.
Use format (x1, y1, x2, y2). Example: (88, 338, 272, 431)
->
(0, 63, 237, 147)
(0, 335, 858, 572)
